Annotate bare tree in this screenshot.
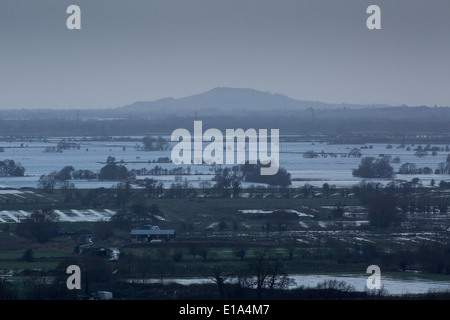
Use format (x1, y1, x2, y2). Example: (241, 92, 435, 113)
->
(247, 250, 293, 299)
(210, 265, 229, 298)
(315, 279, 355, 299)
(284, 238, 297, 260)
(153, 247, 174, 283)
(233, 247, 247, 261)
(15, 209, 59, 243)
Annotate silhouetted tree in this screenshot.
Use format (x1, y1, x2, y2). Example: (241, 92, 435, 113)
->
(56, 165, 75, 181)
(210, 266, 229, 298)
(99, 163, 130, 180)
(232, 181, 241, 198)
(22, 249, 34, 262)
(113, 182, 132, 206)
(233, 248, 247, 261)
(0, 278, 17, 300)
(353, 157, 395, 178)
(141, 135, 169, 151)
(37, 172, 59, 191)
(15, 209, 59, 243)
(246, 250, 292, 299)
(368, 194, 399, 229)
(0, 159, 25, 177)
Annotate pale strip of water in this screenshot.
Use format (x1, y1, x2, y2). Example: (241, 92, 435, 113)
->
(127, 274, 450, 295)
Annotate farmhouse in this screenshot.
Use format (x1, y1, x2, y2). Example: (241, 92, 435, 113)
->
(130, 225, 175, 242)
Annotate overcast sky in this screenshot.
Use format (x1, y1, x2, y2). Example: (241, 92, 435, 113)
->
(1, 0, 449, 109)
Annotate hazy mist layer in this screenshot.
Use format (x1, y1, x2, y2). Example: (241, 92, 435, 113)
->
(1, 0, 450, 109)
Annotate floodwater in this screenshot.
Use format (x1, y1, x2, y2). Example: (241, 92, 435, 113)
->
(0, 137, 449, 189)
(127, 274, 450, 295)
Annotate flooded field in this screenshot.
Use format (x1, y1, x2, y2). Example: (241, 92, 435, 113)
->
(0, 136, 449, 189)
(127, 274, 450, 295)
(0, 136, 449, 300)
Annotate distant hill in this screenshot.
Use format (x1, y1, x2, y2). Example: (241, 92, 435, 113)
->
(116, 87, 380, 117)
(0, 88, 448, 132)
(2, 87, 379, 119)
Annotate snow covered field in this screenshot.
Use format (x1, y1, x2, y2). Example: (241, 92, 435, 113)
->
(238, 209, 314, 218)
(0, 208, 115, 223)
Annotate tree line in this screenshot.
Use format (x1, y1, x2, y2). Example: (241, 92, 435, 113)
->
(352, 154, 450, 178)
(0, 159, 25, 177)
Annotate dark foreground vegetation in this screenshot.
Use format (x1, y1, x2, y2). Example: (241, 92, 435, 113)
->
(1, 104, 450, 136)
(1, 180, 449, 300)
(2, 277, 450, 300)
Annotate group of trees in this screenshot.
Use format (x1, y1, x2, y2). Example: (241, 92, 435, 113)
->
(211, 167, 242, 198)
(56, 141, 80, 151)
(131, 165, 190, 176)
(37, 166, 76, 191)
(15, 209, 59, 243)
(240, 163, 292, 187)
(98, 156, 134, 180)
(398, 163, 433, 175)
(119, 248, 294, 299)
(137, 136, 169, 151)
(37, 157, 135, 191)
(0, 159, 25, 177)
(110, 202, 162, 229)
(351, 178, 450, 228)
(37, 155, 179, 191)
(230, 250, 294, 299)
(412, 145, 444, 157)
(435, 154, 450, 174)
(167, 177, 197, 199)
(37, 165, 97, 190)
(398, 155, 450, 175)
(206, 163, 291, 198)
(302, 148, 362, 159)
(43, 141, 80, 153)
(215, 162, 291, 191)
(353, 154, 450, 179)
(352, 157, 395, 178)
(367, 194, 400, 229)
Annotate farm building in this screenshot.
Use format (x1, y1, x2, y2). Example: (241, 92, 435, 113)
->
(130, 225, 175, 242)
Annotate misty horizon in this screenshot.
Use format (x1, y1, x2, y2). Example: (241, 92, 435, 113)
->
(1, 1, 450, 110)
(1, 87, 449, 112)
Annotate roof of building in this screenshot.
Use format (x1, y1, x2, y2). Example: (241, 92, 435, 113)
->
(131, 229, 175, 236)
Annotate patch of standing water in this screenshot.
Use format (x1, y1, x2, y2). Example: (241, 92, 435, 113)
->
(126, 274, 450, 295)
